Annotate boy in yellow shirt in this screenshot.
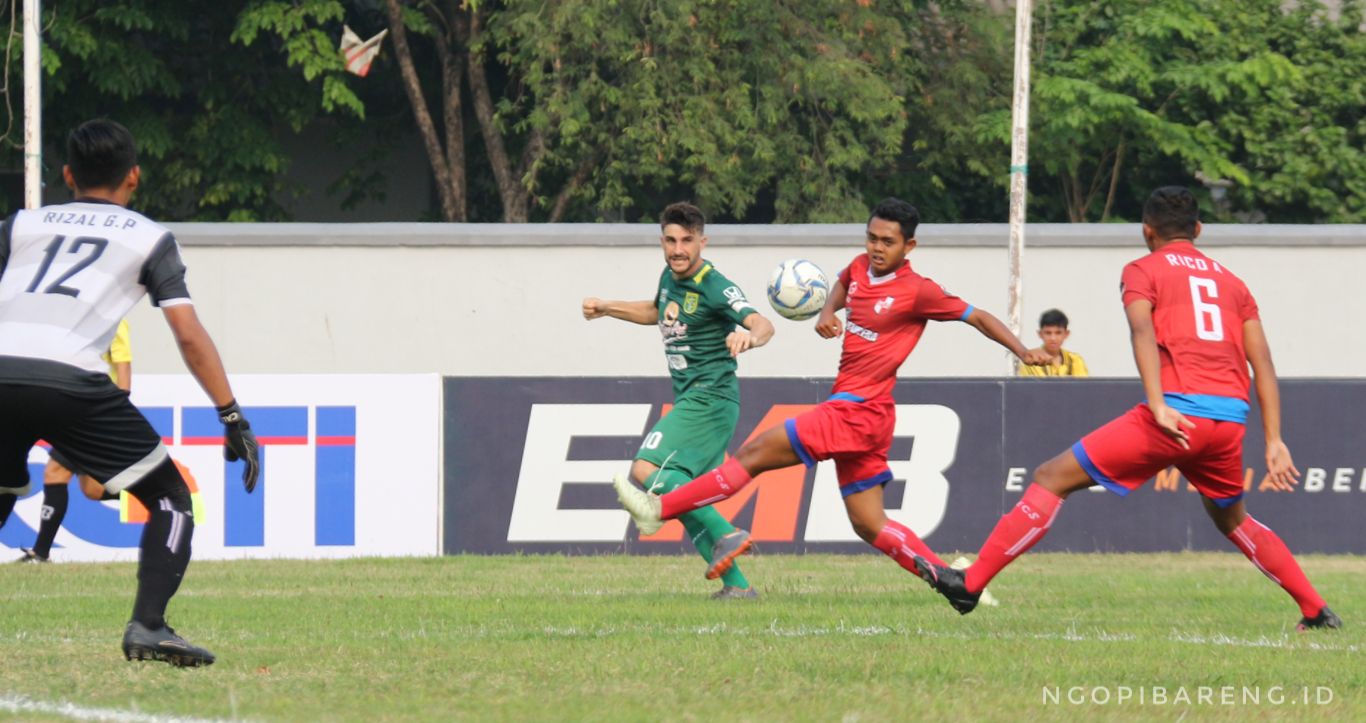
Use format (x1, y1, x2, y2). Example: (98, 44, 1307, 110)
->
(1018, 309, 1088, 377)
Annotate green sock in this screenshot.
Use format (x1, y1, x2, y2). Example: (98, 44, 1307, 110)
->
(647, 468, 750, 589)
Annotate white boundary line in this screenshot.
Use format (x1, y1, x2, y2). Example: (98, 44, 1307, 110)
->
(0, 694, 252, 723)
(523, 621, 1359, 653)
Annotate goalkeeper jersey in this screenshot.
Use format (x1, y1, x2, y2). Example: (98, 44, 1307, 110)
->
(0, 199, 188, 394)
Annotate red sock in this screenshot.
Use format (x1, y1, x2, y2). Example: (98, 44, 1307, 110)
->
(965, 484, 1063, 594)
(1227, 516, 1326, 618)
(659, 458, 753, 520)
(872, 519, 946, 574)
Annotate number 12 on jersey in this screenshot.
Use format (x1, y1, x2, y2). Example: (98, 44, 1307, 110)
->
(25, 235, 109, 298)
(1189, 276, 1223, 341)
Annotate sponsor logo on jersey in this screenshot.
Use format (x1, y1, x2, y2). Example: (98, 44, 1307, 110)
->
(848, 281, 859, 296)
(683, 292, 700, 314)
(846, 320, 879, 342)
(723, 286, 745, 304)
(874, 296, 896, 314)
(659, 301, 689, 343)
(666, 354, 688, 370)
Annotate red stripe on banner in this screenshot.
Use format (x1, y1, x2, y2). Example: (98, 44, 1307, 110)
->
(181, 436, 308, 445)
(316, 436, 357, 446)
(258, 436, 309, 445)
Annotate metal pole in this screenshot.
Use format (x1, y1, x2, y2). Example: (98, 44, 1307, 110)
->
(23, 0, 42, 209)
(1006, 0, 1032, 374)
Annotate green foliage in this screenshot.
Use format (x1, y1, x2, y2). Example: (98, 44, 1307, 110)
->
(233, 1, 364, 118)
(0, 0, 352, 220)
(3, 0, 1362, 222)
(491, 0, 934, 221)
(967, 0, 1366, 222)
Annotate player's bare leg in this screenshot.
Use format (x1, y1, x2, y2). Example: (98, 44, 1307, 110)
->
(914, 449, 1091, 614)
(843, 485, 950, 571)
(1203, 497, 1339, 631)
(80, 473, 116, 501)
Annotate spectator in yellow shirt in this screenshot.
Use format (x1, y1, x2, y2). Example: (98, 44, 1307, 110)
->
(1018, 309, 1088, 378)
(18, 320, 132, 563)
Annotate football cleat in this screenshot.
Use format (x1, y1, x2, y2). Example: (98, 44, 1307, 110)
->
(705, 529, 753, 580)
(1296, 606, 1342, 632)
(15, 548, 49, 564)
(122, 621, 216, 668)
(710, 585, 759, 600)
(912, 555, 981, 615)
(612, 474, 663, 536)
(950, 557, 998, 607)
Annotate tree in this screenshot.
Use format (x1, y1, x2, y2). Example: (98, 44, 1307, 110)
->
(962, 0, 1365, 223)
(1, 0, 356, 220)
(241, 0, 941, 222)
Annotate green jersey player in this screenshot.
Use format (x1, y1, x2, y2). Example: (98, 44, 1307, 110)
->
(583, 202, 774, 598)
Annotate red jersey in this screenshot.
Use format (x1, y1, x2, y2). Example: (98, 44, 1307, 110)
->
(832, 254, 972, 399)
(1120, 242, 1259, 408)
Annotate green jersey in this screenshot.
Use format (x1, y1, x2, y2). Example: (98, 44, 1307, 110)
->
(655, 260, 758, 401)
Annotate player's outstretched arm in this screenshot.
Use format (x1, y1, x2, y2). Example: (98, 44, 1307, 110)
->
(1125, 300, 1194, 449)
(726, 312, 775, 357)
(1244, 319, 1299, 490)
(814, 279, 847, 339)
(582, 297, 659, 325)
(963, 308, 1050, 365)
(163, 304, 261, 492)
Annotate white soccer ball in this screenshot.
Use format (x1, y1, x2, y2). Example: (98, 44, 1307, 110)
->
(767, 259, 829, 321)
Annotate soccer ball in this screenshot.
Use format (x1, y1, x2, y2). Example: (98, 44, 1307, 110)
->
(767, 259, 829, 321)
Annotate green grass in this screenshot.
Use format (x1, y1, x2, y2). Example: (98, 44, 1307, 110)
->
(1, 552, 1362, 722)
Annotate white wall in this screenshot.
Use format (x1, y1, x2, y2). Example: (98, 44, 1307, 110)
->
(120, 224, 1366, 379)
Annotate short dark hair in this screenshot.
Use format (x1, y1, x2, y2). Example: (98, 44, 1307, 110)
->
(66, 119, 138, 192)
(870, 197, 920, 240)
(1142, 186, 1199, 240)
(1039, 309, 1069, 329)
(660, 202, 705, 234)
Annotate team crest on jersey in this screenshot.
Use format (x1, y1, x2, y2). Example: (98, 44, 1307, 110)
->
(683, 292, 700, 314)
(874, 296, 896, 314)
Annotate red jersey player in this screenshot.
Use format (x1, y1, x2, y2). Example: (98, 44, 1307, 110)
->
(613, 197, 1049, 583)
(912, 186, 1340, 632)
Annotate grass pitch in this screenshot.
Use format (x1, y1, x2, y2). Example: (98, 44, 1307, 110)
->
(0, 552, 1362, 722)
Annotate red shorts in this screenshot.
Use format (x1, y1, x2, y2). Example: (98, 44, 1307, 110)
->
(1073, 404, 1246, 506)
(785, 394, 894, 497)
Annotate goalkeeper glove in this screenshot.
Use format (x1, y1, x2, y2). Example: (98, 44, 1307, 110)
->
(218, 400, 261, 493)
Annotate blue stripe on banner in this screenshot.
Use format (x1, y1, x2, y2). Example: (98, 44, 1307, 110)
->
(315, 407, 356, 546)
(186, 407, 265, 546)
(959, 305, 975, 322)
(828, 392, 865, 403)
(143, 407, 173, 440)
(1071, 441, 1130, 497)
(1163, 393, 1249, 424)
(1208, 493, 1245, 509)
(840, 469, 894, 498)
(784, 419, 815, 468)
(189, 406, 310, 547)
